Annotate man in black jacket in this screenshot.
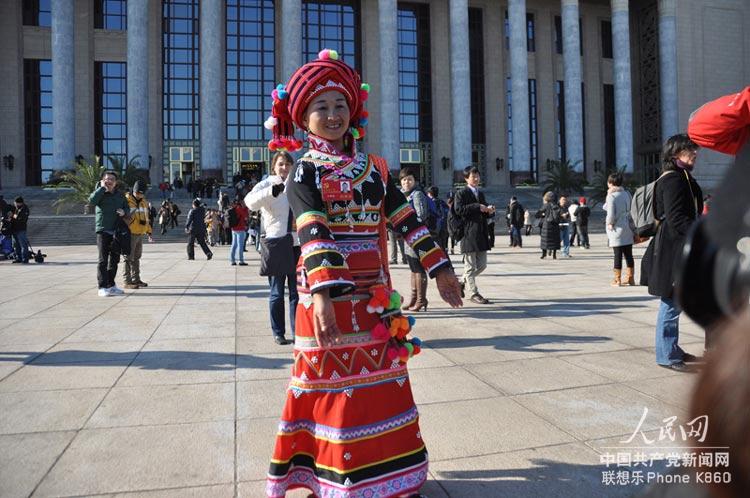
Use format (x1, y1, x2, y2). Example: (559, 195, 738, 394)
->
(454, 166, 494, 304)
(11, 197, 30, 264)
(185, 199, 213, 260)
(507, 196, 525, 248)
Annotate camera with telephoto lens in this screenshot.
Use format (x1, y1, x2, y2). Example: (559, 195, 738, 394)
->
(675, 143, 750, 329)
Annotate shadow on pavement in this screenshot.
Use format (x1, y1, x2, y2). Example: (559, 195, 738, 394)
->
(431, 457, 669, 497)
(425, 334, 612, 353)
(0, 350, 293, 372)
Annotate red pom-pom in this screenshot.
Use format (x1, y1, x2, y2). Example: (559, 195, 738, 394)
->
(387, 348, 398, 360)
(412, 345, 421, 356)
(359, 89, 369, 101)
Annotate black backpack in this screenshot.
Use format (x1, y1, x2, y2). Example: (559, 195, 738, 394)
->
(448, 202, 465, 242)
(227, 207, 239, 228)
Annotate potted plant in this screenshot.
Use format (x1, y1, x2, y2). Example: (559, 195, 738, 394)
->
(52, 156, 105, 214)
(542, 159, 586, 197)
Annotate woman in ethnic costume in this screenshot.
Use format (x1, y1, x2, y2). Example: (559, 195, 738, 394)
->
(263, 49, 463, 498)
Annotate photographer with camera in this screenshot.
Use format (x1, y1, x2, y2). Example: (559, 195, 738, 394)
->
(646, 134, 704, 373)
(123, 181, 153, 289)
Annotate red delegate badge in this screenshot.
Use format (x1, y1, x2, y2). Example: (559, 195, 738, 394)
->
(321, 176, 354, 202)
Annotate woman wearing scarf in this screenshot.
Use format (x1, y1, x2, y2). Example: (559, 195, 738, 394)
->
(263, 49, 462, 498)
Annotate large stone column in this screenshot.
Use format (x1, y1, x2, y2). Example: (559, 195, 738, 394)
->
(562, 0, 584, 171)
(200, 0, 225, 179)
(378, 0, 399, 172)
(509, 0, 529, 175)
(52, 0, 75, 172)
(127, 0, 149, 172)
(658, 0, 678, 141)
(612, 0, 634, 172)
(281, 0, 302, 80)
(449, 0, 472, 178)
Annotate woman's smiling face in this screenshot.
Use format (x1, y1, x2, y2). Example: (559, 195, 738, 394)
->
(303, 90, 351, 147)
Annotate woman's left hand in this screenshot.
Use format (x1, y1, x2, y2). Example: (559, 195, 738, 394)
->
(435, 267, 463, 308)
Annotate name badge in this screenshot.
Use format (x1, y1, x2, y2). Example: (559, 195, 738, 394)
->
(321, 177, 354, 202)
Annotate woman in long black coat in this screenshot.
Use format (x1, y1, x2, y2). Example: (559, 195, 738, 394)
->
(535, 191, 561, 259)
(646, 134, 703, 372)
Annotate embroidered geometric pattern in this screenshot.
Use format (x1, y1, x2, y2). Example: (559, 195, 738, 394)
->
(277, 406, 419, 442)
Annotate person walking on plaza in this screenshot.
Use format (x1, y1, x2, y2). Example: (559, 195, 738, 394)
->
(568, 198, 579, 247)
(158, 201, 170, 235)
(507, 196, 525, 248)
(263, 49, 462, 497)
(185, 199, 213, 261)
(536, 191, 561, 259)
(89, 170, 129, 296)
(206, 209, 221, 246)
(523, 208, 532, 236)
(123, 182, 153, 289)
(605, 172, 636, 286)
(575, 197, 591, 249)
(245, 151, 299, 345)
(169, 200, 180, 229)
(10, 197, 30, 264)
(455, 165, 494, 304)
(647, 134, 703, 372)
(147, 202, 157, 232)
(558, 195, 572, 257)
(400, 167, 431, 311)
(228, 196, 249, 266)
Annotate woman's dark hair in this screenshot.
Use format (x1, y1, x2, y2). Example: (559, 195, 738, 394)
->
(607, 172, 624, 186)
(662, 133, 699, 172)
(463, 165, 480, 179)
(399, 166, 417, 181)
(427, 186, 439, 197)
(192, 199, 200, 207)
(271, 151, 294, 171)
(100, 169, 118, 179)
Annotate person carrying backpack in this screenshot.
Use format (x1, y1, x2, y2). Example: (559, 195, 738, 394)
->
(399, 167, 431, 311)
(228, 196, 249, 266)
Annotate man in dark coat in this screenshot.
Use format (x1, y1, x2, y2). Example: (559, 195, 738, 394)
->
(507, 196, 525, 248)
(185, 199, 213, 261)
(536, 191, 561, 259)
(454, 165, 494, 304)
(647, 134, 703, 372)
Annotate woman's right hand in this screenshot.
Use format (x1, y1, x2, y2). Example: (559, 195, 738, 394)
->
(312, 289, 342, 348)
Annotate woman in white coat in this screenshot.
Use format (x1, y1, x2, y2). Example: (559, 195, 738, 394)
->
(245, 151, 300, 345)
(604, 172, 635, 286)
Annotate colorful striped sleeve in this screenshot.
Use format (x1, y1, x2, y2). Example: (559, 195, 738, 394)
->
(382, 175, 451, 278)
(287, 161, 355, 297)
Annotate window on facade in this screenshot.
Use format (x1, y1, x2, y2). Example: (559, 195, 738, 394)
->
(554, 15, 584, 56)
(95, 0, 127, 30)
(506, 77, 538, 175)
(601, 20, 613, 59)
(603, 84, 615, 167)
(555, 80, 566, 160)
(469, 8, 485, 145)
(398, 3, 431, 144)
(504, 11, 535, 52)
(23, 0, 51, 27)
(226, 0, 275, 143)
(95, 62, 127, 163)
(303, 0, 360, 71)
(163, 0, 200, 141)
(23, 59, 52, 185)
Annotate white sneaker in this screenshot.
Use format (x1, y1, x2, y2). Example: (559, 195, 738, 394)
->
(109, 286, 124, 295)
(98, 288, 112, 297)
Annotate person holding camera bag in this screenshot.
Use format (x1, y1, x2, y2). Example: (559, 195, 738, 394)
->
(245, 151, 299, 345)
(647, 134, 703, 372)
(123, 181, 153, 289)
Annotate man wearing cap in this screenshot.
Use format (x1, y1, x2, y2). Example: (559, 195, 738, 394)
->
(123, 181, 153, 289)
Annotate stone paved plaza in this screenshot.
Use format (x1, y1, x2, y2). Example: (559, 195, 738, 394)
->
(0, 233, 703, 498)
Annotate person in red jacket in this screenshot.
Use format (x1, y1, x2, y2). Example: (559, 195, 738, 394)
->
(229, 196, 249, 266)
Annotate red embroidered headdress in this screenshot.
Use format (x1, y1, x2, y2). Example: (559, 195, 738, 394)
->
(264, 49, 370, 152)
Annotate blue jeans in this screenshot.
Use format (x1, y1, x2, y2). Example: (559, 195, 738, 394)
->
(560, 225, 571, 256)
(12, 230, 29, 262)
(510, 226, 522, 247)
(655, 297, 685, 365)
(230, 230, 246, 263)
(269, 274, 299, 338)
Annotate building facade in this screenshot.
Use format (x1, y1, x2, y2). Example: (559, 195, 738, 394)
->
(0, 0, 748, 191)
